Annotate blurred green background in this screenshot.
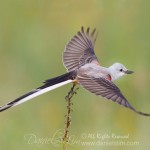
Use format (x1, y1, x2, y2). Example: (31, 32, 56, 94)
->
(0, 0, 150, 150)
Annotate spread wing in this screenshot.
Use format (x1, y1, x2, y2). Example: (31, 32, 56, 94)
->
(78, 75, 150, 116)
(63, 27, 99, 72)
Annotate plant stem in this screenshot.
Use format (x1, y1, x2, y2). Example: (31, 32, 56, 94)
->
(63, 83, 79, 149)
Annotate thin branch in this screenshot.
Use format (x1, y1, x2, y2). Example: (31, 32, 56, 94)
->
(62, 83, 79, 150)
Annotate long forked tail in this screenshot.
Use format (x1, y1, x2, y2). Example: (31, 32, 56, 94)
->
(0, 71, 76, 112)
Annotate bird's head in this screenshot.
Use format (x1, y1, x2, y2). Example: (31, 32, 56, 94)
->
(109, 63, 134, 81)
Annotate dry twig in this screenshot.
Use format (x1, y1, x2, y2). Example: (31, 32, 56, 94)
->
(62, 83, 79, 149)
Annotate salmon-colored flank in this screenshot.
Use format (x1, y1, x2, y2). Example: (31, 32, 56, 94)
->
(106, 74, 112, 81)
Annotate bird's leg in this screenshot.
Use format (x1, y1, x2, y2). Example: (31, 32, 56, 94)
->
(63, 82, 79, 149)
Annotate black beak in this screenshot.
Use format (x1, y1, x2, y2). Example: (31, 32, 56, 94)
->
(124, 70, 134, 74)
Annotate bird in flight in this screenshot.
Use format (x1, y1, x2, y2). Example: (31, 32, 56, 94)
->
(0, 27, 150, 116)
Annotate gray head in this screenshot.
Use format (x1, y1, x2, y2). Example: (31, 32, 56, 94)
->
(108, 63, 134, 81)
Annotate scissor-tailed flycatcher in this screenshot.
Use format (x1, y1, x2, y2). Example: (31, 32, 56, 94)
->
(0, 27, 150, 116)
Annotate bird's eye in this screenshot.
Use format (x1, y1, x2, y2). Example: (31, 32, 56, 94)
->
(120, 69, 123, 72)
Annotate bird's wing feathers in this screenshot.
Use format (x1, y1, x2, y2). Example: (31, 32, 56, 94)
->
(78, 75, 150, 116)
(63, 27, 99, 71)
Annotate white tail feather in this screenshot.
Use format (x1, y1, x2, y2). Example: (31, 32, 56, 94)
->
(0, 80, 72, 111)
(13, 80, 72, 107)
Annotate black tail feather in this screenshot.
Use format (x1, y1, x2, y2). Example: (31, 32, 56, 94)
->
(42, 71, 77, 88)
(0, 71, 77, 112)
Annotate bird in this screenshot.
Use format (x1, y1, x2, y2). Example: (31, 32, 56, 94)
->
(0, 27, 150, 116)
